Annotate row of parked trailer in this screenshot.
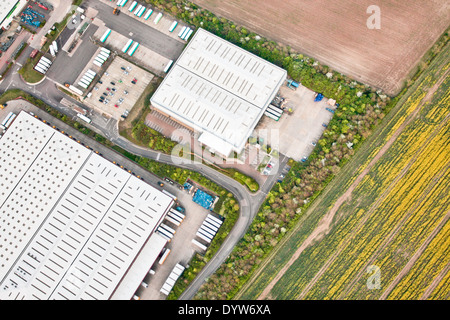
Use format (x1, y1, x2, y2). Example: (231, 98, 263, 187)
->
(192, 214, 223, 251)
(49, 40, 58, 57)
(0, 112, 17, 131)
(34, 55, 53, 75)
(77, 68, 97, 90)
(120, 0, 158, 22)
(177, 26, 194, 41)
(121, 39, 140, 57)
(264, 103, 284, 121)
(160, 263, 185, 296)
(92, 47, 110, 68)
(156, 207, 186, 242)
(118, 0, 184, 35)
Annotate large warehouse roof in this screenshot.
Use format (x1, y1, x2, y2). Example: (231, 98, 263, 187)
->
(0, 0, 26, 29)
(0, 111, 173, 300)
(150, 28, 287, 156)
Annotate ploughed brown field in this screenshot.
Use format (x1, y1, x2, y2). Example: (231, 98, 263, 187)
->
(192, 0, 450, 96)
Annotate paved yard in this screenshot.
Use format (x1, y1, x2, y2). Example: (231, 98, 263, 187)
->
(256, 84, 335, 161)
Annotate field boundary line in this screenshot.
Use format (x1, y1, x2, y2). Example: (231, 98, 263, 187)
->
(379, 209, 450, 299)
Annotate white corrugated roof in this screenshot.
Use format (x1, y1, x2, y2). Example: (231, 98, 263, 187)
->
(151, 28, 286, 156)
(0, 111, 174, 300)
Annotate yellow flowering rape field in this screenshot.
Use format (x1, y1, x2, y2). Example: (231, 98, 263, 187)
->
(238, 42, 450, 300)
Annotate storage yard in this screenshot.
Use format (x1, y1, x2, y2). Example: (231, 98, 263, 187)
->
(191, 0, 450, 96)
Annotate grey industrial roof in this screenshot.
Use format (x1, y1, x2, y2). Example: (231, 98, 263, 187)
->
(0, 111, 173, 300)
(151, 28, 286, 156)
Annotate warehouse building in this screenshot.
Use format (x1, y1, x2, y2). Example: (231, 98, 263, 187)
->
(0, 0, 27, 31)
(0, 111, 174, 300)
(150, 28, 287, 157)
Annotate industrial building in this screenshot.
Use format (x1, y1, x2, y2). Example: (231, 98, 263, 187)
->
(0, 0, 27, 30)
(0, 111, 174, 300)
(150, 28, 287, 157)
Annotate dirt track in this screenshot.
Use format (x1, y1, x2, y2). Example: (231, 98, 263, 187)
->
(192, 0, 450, 96)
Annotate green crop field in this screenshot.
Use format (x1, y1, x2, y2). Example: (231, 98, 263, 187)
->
(236, 41, 450, 300)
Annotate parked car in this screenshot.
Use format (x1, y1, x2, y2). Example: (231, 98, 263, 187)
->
(326, 107, 335, 113)
(322, 123, 328, 128)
